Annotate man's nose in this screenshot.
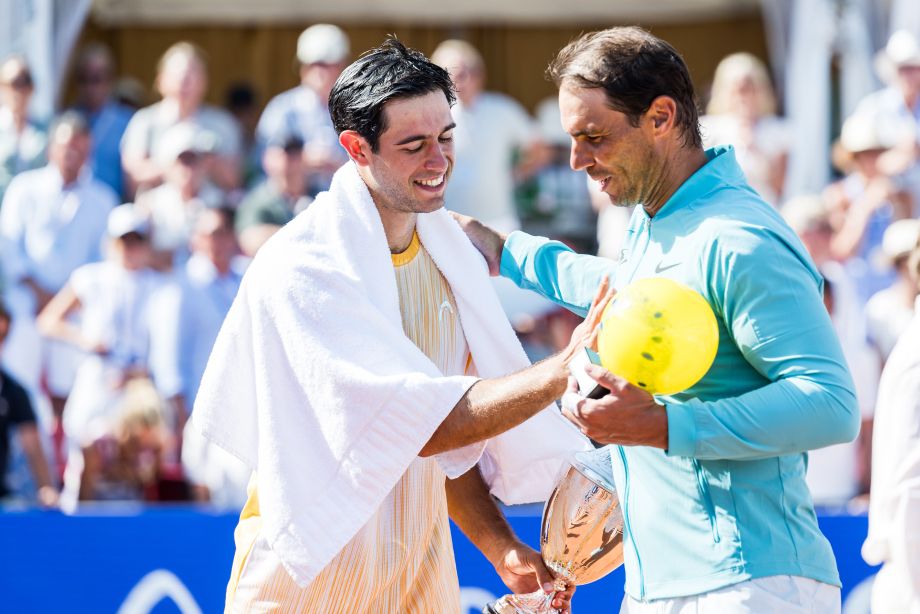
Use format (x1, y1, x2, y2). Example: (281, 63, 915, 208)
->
(570, 142, 591, 171)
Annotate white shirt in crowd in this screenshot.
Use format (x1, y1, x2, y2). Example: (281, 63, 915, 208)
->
(445, 92, 536, 233)
(136, 181, 223, 255)
(256, 85, 347, 190)
(62, 262, 180, 445)
(0, 165, 116, 301)
(866, 285, 916, 360)
(864, 297, 920, 613)
(700, 114, 790, 207)
(121, 101, 242, 162)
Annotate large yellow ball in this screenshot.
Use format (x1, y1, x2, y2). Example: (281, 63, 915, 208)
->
(597, 278, 718, 395)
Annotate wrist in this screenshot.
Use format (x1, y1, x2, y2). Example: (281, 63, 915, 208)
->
(483, 534, 522, 567)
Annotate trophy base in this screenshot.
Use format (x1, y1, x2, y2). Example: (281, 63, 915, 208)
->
(482, 589, 560, 614)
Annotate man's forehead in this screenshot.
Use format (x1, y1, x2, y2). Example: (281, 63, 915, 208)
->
(559, 86, 620, 132)
(380, 91, 453, 139)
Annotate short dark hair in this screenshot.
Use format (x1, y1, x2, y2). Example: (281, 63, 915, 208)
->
(328, 38, 455, 152)
(547, 27, 702, 149)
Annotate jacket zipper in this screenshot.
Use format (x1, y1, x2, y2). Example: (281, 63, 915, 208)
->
(693, 459, 721, 542)
(618, 446, 646, 599)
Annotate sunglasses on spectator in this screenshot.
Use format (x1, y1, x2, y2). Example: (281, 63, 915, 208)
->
(177, 151, 203, 166)
(120, 232, 150, 245)
(3, 74, 33, 90)
(78, 72, 110, 85)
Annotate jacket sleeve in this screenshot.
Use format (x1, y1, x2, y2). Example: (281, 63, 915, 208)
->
(665, 224, 860, 460)
(500, 231, 618, 317)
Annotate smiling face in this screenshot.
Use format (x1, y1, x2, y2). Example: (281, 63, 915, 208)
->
(350, 90, 455, 216)
(560, 84, 665, 208)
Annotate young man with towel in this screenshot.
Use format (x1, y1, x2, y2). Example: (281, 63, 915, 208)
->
(194, 40, 606, 612)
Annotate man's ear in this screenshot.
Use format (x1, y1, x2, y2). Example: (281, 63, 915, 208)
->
(339, 130, 370, 166)
(645, 96, 677, 137)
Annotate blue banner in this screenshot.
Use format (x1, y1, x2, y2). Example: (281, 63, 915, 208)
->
(0, 506, 878, 613)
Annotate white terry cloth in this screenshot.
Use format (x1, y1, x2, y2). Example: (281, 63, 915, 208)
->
(193, 161, 590, 587)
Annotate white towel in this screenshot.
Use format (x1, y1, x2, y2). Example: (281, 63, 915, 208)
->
(193, 162, 590, 587)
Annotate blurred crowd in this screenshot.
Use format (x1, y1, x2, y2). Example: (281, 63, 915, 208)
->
(0, 23, 919, 514)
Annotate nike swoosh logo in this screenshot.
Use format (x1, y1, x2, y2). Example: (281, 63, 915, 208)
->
(654, 261, 680, 274)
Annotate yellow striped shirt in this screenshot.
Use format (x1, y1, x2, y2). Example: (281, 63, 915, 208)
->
(225, 231, 471, 613)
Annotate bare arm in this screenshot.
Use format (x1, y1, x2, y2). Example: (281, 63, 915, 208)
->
(18, 424, 58, 508)
(36, 285, 95, 351)
(446, 466, 573, 611)
(419, 277, 612, 457)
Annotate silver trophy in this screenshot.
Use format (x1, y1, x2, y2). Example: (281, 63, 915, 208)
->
(484, 448, 625, 614)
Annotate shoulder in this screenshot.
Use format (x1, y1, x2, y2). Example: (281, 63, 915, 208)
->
(0, 372, 34, 419)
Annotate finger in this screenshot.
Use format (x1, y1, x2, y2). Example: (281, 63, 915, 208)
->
(583, 276, 610, 323)
(561, 403, 591, 432)
(565, 376, 579, 394)
(584, 363, 624, 389)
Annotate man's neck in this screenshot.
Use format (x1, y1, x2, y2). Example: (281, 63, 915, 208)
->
(643, 146, 708, 218)
(375, 203, 417, 253)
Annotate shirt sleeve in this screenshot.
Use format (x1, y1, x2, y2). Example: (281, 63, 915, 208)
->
(665, 224, 860, 460)
(5, 377, 36, 426)
(500, 230, 618, 316)
(0, 176, 29, 283)
(120, 109, 151, 157)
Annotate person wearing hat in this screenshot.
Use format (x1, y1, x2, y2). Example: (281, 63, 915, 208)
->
(431, 39, 545, 234)
(0, 111, 118, 427)
(135, 122, 225, 271)
(37, 203, 183, 506)
(856, 29, 920, 201)
(121, 42, 242, 195)
(866, 218, 920, 361)
(256, 24, 350, 194)
(824, 109, 916, 303)
(235, 130, 312, 256)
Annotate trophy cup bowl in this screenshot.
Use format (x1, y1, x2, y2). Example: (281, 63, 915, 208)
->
(484, 448, 624, 614)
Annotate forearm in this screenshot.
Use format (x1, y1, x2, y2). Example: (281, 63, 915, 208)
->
(446, 466, 519, 564)
(667, 376, 860, 460)
(19, 427, 54, 489)
(501, 231, 615, 316)
(420, 355, 568, 457)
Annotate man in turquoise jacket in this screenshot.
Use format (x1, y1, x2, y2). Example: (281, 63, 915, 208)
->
(457, 27, 859, 612)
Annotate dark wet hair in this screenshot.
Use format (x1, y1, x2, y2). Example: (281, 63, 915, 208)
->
(328, 38, 455, 152)
(548, 27, 702, 149)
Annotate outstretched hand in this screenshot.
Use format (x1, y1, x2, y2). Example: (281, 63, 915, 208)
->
(493, 541, 575, 613)
(561, 276, 615, 366)
(450, 211, 507, 276)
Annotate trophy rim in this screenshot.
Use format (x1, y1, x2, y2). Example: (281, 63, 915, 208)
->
(571, 450, 616, 494)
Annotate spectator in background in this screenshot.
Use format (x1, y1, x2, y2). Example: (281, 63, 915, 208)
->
(857, 30, 920, 200)
(783, 195, 878, 505)
(825, 110, 915, 304)
(235, 131, 311, 256)
(0, 303, 58, 508)
(121, 42, 241, 195)
(224, 82, 261, 189)
(256, 24, 350, 194)
(863, 241, 920, 613)
(432, 39, 544, 233)
(66, 377, 167, 504)
(516, 97, 596, 251)
(701, 52, 789, 207)
(0, 112, 117, 422)
(135, 123, 223, 271)
(172, 208, 248, 508)
(71, 43, 134, 199)
(0, 56, 47, 205)
(37, 204, 183, 501)
(866, 219, 920, 362)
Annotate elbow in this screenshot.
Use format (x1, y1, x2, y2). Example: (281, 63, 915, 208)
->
(823, 385, 861, 446)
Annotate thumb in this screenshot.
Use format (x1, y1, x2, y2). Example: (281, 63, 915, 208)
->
(530, 559, 555, 593)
